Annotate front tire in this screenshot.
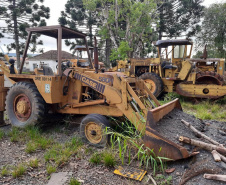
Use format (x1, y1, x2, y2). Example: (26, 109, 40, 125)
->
(5, 82, 46, 128)
(80, 114, 110, 148)
(139, 72, 164, 97)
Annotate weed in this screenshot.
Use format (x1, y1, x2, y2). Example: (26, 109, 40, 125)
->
(155, 174, 172, 185)
(69, 137, 83, 150)
(85, 147, 93, 154)
(25, 141, 38, 153)
(28, 158, 38, 168)
(26, 126, 41, 139)
(69, 178, 80, 185)
(8, 127, 25, 142)
(0, 129, 4, 140)
(44, 143, 75, 166)
(107, 118, 169, 173)
(37, 137, 53, 149)
(89, 152, 102, 165)
(102, 151, 116, 167)
(46, 165, 56, 175)
(1, 166, 9, 176)
(12, 164, 26, 178)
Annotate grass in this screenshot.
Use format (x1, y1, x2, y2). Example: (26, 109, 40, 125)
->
(0, 129, 4, 140)
(89, 152, 102, 165)
(46, 165, 56, 175)
(161, 93, 226, 121)
(28, 158, 39, 168)
(154, 174, 172, 185)
(1, 166, 9, 176)
(102, 151, 116, 167)
(8, 127, 26, 142)
(106, 118, 169, 173)
(69, 178, 81, 185)
(12, 164, 26, 178)
(44, 137, 83, 167)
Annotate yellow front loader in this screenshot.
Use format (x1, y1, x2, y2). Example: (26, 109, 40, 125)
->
(0, 25, 196, 160)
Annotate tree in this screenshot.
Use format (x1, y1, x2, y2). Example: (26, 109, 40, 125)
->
(195, 3, 226, 58)
(158, 0, 204, 40)
(0, 0, 50, 68)
(58, 0, 98, 51)
(83, 0, 158, 59)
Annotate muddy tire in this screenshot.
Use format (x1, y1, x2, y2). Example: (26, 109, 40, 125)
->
(139, 72, 163, 97)
(80, 114, 110, 148)
(5, 82, 46, 128)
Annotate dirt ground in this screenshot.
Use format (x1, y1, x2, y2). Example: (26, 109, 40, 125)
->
(0, 110, 225, 185)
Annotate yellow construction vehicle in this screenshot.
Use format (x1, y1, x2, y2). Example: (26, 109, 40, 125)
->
(113, 40, 226, 99)
(0, 25, 198, 161)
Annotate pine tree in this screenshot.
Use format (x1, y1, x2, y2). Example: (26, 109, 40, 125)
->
(58, 0, 97, 50)
(195, 3, 226, 58)
(0, 0, 50, 68)
(158, 0, 204, 40)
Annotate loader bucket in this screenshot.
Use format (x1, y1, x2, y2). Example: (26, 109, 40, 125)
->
(143, 98, 193, 160)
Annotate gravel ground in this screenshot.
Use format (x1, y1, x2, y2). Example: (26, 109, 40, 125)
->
(156, 109, 226, 185)
(0, 110, 225, 185)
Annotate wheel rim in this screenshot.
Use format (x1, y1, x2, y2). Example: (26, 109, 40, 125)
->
(85, 122, 103, 144)
(13, 94, 31, 122)
(144, 79, 156, 93)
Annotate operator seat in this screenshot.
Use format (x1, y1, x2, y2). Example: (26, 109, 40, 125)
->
(42, 66, 54, 76)
(161, 61, 177, 70)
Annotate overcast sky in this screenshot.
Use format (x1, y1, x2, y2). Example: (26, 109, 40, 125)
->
(0, 0, 225, 54)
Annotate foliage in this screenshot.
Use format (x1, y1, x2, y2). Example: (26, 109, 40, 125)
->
(0, 0, 50, 67)
(46, 165, 56, 175)
(158, 0, 204, 39)
(102, 151, 116, 167)
(28, 158, 39, 168)
(89, 152, 102, 165)
(58, 0, 98, 50)
(83, 0, 158, 59)
(110, 41, 132, 61)
(107, 118, 169, 173)
(161, 93, 226, 122)
(12, 164, 26, 178)
(70, 178, 81, 185)
(195, 2, 226, 58)
(1, 166, 9, 177)
(44, 137, 83, 166)
(0, 129, 4, 140)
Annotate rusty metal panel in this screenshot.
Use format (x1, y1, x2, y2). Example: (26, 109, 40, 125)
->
(176, 83, 226, 99)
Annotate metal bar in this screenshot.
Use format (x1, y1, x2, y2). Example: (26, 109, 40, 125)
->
(58, 28, 62, 76)
(94, 37, 98, 73)
(143, 81, 161, 106)
(84, 37, 93, 69)
(147, 96, 156, 108)
(131, 101, 144, 120)
(19, 31, 32, 74)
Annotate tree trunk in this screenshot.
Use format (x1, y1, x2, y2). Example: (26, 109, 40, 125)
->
(181, 120, 222, 146)
(105, 38, 111, 67)
(203, 174, 226, 182)
(12, 0, 20, 70)
(179, 136, 226, 155)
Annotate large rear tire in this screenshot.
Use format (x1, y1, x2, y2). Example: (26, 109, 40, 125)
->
(80, 114, 110, 148)
(5, 82, 46, 128)
(139, 72, 164, 97)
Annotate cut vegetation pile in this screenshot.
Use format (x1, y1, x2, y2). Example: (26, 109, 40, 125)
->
(155, 108, 226, 185)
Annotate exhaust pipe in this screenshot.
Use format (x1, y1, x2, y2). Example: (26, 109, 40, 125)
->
(94, 37, 99, 73)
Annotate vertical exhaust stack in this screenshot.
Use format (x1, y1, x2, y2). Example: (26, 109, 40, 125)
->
(94, 37, 99, 73)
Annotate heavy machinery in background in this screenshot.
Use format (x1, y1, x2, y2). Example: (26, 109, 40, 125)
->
(112, 40, 226, 99)
(0, 25, 198, 161)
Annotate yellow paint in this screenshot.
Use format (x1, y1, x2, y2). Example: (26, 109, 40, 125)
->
(114, 166, 147, 181)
